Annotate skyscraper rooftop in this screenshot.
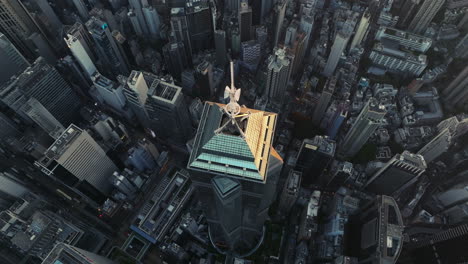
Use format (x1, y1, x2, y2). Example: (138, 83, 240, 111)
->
(188, 101, 280, 182)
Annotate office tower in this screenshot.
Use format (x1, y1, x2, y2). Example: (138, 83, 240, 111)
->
(240, 40, 261, 70)
(131, 170, 193, 244)
(0, 33, 29, 84)
(369, 42, 428, 76)
(323, 25, 353, 77)
(28, 32, 57, 64)
(312, 77, 337, 126)
(0, 113, 20, 139)
(226, 0, 239, 13)
(128, 0, 149, 35)
(365, 151, 426, 196)
(42, 243, 115, 264)
(255, 26, 268, 49)
(326, 102, 348, 140)
(66, 22, 96, 60)
(185, 0, 213, 52)
(91, 72, 128, 114)
(288, 30, 307, 77)
(408, 0, 446, 34)
(441, 64, 468, 108)
(162, 41, 189, 80)
(398, 0, 421, 29)
(188, 66, 283, 253)
(123, 71, 150, 126)
(0, 0, 41, 59)
(375, 26, 432, 53)
(260, 0, 275, 22)
(0, 57, 80, 126)
(417, 116, 467, 163)
(86, 17, 129, 77)
(348, 196, 404, 264)
(265, 47, 291, 100)
(37, 124, 118, 203)
(400, 224, 468, 264)
(295, 136, 336, 186)
(20, 98, 65, 139)
(455, 32, 468, 58)
(170, 8, 193, 63)
(231, 28, 241, 55)
(339, 98, 386, 158)
(128, 9, 143, 36)
(71, 0, 90, 21)
(142, 6, 161, 39)
(195, 60, 214, 98)
(298, 190, 321, 241)
(273, 0, 287, 48)
(278, 170, 301, 215)
(35, 0, 62, 33)
(239, 0, 252, 42)
(349, 9, 370, 51)
(65, 24, 97, 78)
(145, 78, 191, 145)
(214, 30, 227, 66)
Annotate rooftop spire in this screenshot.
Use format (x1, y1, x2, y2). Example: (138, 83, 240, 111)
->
(223, 61, 241, 118)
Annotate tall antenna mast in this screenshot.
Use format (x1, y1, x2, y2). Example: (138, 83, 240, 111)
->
(215, 61, 247, 136)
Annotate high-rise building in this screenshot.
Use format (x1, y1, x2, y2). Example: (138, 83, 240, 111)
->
(71, 0, 90, 21)
(0, 0, 46, 59)
(239, 0, 252, 42)
(65, 24, 97, 78)
(369, 42, 428, 76)
(214, 30, 227, 66)
(42, 243, 115, 264)
(185, 0, 213, 52)
(20, 98, 65, 139)
(0, 33, 29, 84)
(128, 9, 143, 36)
(128, 0, 149, 35)
(163, 41, 189, 80)
(365, 151, 426, 197)
(0, 57, 80, 126)
(339, 98, 386, 158)
(37, 124, 118, 203)
(195, 60, 214, 98)
(188, 67, 283, 254)
(145, 78, 192, 145)
(295, 136, 336, 186)
(131, 170, 193, 244)
(399, 223, 468, 263)
(240, 40, 261, 70)
(142, 5, 161, 39)
(170, 8, 193, 63)
(312, 77, 337, 126)
(349, 9, 370, 51)
(35, 0, 62, 33)
(441, 64, 468, 108)
(417, 116, 468, 163)
(86, 17, 129, 77)
(348, 195, 404, 264)
(91, 72, 128, 114)
(454, 32, 468, 58)
(123, 71, 150, 127)
(397, 0, 421, 29)
(260, 0, 275, 23)
(226, 0, 239, 13)
(273, 0, 288, 48)
(408, 0, 446, 34)
(323, 25, 353, 77)
(375, 26, 432, 53)
(265, 47, 291, 101)
(278, 170, 301, 215)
